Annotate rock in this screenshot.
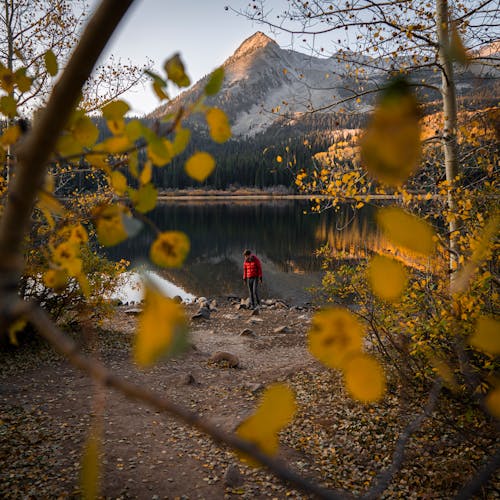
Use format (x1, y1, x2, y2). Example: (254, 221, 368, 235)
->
(208, 351, 240, 368)
(192, 307, 210, 320)
(250, 307, 260, 316)
(240, 298, 251, 308)
(243, 382, 263, 394)
(273, 326, 292, 334)
(224, 464, 244, 488)
(124, 308, 142, 315)
(209, 299, 218, 310)
(179, 373, 196, 385)
(172, 295, 183, 304)
(239, 328, 256, 338)
(246, 317, 263, 324)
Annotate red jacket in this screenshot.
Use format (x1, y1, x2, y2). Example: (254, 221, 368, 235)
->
(243, 255, 262, 279)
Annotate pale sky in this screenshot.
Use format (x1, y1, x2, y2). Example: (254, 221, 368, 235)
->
(90, 0, 298, 115)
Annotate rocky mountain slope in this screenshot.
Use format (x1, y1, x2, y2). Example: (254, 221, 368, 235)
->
(148, 32, 498, 138)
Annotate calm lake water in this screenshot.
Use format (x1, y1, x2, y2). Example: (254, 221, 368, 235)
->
(105, 199, 376, 305)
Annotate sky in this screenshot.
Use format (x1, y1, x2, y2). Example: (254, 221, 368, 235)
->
(89, 0, 296, 115)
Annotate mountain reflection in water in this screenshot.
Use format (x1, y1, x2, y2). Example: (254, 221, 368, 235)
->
(104, 200, 376, 305)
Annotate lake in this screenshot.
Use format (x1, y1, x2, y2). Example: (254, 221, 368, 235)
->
(105, 199, 376, 305)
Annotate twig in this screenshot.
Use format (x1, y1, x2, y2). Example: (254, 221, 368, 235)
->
(27, 303, 348, 500)
(454, 449, 500, 500)
(362, 379, 442, 500)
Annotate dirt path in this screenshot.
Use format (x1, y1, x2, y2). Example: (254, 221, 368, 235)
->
(0, 300, 319, 499)
(1, 300, 498, 499)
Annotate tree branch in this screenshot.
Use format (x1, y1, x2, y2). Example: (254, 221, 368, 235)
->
(26, 302, 348, 500)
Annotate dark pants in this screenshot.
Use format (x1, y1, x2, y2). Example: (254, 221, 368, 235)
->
(247, 277, 260, 308)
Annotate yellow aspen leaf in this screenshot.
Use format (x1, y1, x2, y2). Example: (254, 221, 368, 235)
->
(69, 224, 88, 245)
(78, 273, 90, 298)
(164, 53, 190, 88)
(53, 242, 82, 277)
(308, 308, 364, 369)
(150, 231, 190, 268)
(450, 24, 469, 65)
(147, 138, 172, 167)
(469, 316, 500, 356)
(86, 154, 110, 173)
(139, 161, 153, 185)
(43, 269, 68, 292)
(8, 318, 26, 346)
(0, 66, 15, 93)
(72, 115, 98, 147)
(237, 383, 296, 466)
(153, 80, 169, 101)
(205, 67, 225, 96)
(237, 417, 277, 466)
(360, 77, 421, 186)
(125, 120, 145, 143)
(185, 151, 215, 182)
(343, 353, 386, 403)
(377, 207, 436, 255)
(276, 155, 283, 163)
(107, 118, 125, 136)
(80, 429, 101, 500)
(206, 107, 231, 143)
(1, 125, 21, 146)
(132, 183, 157, 214)
(135, 285, 189, 367)
(101, 100, 130, 121)
(0, 95, 17, 118)
(128, 151, 139, 178)
(14, 67, 32, 93)
(57, 134, 83, 156)
(44, 49, 58, 76)
(485, 386, 500, 419)
(110, 170, 127, 195)
(172, 127, 191, 156)
(92, 204, 129, 247)
(38, 190, 66, 216)
(99, 135, 131, 154)
(368, 254, 408, 302)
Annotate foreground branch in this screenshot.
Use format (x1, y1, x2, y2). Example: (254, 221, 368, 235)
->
(27, 303, 347, 500)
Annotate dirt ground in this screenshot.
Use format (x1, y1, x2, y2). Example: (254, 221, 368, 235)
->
(1, 299, 498, 499)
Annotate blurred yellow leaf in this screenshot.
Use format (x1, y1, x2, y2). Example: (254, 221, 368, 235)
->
(485, 386, 500, 419)
(139, 161, 153, 185)
(172, 128, 191, 156)
(343, 353, 386, 403)
(469, 316, 500, 356)
(135, 286, 188, 367)
(72, 115, 99, 147)
(101, 100, 130, 121)
(308, 308, 364, 369)
(8, 318, 26, 346)
(237, 383, 296, 466)
(99, 135, 131, 154)
(44, 49, 58, 76)
(132, 183, 157, 214)
(164, 53, 190, 88)
(360, 77, 421, 186)
(450, 24, 469, 65)
(147, 138, 172, 167)
(125, 119, 146, 142)
(57, 134, 83, 156)
(0, 95, 17, 118)
(80, 429, 101, 500)
(150, 231, 190, 268)
(185, 151, 215, 182)
(205, 67, 225, 96)
(377, 207, 436, 256)
(92, 204, 129, 247)
(86, 154, 109, 173)
(368, 254, 408, 302)
(206, 107, 231, 143)
(110, 170, 127, 195)
(153, 80, 169, 101)
(43, 269, 68, 291)
(14, 67, 32, 92)
(1, 125, 21, 146)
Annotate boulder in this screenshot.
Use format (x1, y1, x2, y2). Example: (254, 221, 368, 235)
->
(273, 326, 292, 334)
(224, 464, 244, 488)
(208, 351, 240, 368)
(172, 295, 183, 304)
(192, 307, 210, 320)
(179, 373, 196, 385)
(124, 308, 142, 315)
(250, 307, 260, 316)
(239, 328, 256, 338)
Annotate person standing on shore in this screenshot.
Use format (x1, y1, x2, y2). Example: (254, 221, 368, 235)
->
(243, 249, 262, 309)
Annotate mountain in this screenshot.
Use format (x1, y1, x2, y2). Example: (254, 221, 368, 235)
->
(149, 32, 381, 137)
(149, 31, 498, 138)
